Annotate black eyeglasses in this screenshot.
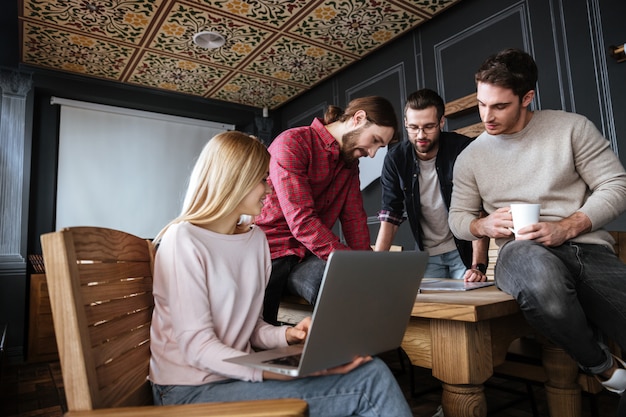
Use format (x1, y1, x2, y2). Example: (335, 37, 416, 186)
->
(405, 123, 439, 134)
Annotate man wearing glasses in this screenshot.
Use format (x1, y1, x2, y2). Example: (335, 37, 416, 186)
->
(375, 89, 489, 281)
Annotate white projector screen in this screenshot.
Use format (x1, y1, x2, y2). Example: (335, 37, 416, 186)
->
(53, 97, 234, 239)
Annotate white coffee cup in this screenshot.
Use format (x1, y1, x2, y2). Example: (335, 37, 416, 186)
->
(510, 203, 540, 237)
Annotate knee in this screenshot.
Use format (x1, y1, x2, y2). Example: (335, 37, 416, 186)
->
(499, 241, 542, 266)
(496, 242, 564, 294)
(497, 241, 562, 279)
(360, 357, 394, 382)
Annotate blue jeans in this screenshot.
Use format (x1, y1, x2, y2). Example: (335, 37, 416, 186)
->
(286, 255, 327, 304)
(495, 240, 626, 374)
(264, 255, 326, 324)
(151, 357, 412, 417)
(424, 249, 466, 279)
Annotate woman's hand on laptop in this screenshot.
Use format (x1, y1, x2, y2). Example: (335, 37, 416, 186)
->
(286, 316, 311, 345)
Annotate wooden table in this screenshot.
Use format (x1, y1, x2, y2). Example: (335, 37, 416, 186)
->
(402, 286, 583, 417)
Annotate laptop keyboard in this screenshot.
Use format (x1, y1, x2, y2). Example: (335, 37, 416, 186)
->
(263, 354, 302, 367)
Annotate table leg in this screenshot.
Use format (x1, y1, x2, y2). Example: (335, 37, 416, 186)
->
(441, 383, 487, 417)
(542, 344, 582, 417)
(430, 319, 492, 417)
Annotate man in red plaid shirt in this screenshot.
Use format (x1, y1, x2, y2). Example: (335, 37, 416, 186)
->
(255, 96, 399, 324)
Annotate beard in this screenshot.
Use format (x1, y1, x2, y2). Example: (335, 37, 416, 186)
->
(339, 127, 365, 164)
(413, 133, 440, 156)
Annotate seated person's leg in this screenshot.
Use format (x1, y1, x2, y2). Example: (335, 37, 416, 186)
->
(495, 240, 608, 374)
(264, 256, 299, 325)
(286, 255, 326, 305)
(576, 243, 626, 356)
(575, 243, 626, 392)
(155, 357, 412, 417)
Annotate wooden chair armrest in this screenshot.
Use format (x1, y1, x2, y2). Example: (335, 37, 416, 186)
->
(64, 399, 309, 417)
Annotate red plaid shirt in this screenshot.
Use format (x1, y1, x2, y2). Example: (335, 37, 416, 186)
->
(255, 118, 371, 261)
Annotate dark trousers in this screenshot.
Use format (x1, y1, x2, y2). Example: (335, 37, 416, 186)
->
(263, 255, 326, 325)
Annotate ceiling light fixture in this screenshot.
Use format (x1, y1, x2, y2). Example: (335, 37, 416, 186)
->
(193, 31, 226, 49)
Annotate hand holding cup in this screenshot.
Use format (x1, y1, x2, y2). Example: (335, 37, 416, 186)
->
(509, 204, 540, 237)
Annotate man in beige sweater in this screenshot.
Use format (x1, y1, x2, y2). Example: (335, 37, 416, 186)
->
(449, 48, 626, 399)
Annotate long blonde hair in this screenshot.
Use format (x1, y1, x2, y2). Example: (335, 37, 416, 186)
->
(155, 131, 270, 242)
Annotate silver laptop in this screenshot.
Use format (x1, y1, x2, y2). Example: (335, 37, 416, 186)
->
(225, 250, 428, 377)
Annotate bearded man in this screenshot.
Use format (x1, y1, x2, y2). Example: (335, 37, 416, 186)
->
(375, 89, 489, 282)
(256, 96, 398, 324)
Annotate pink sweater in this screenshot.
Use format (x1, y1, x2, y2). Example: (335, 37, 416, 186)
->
(149, 222, 288, 385)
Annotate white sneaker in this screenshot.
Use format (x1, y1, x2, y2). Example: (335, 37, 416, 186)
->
(431, 405, 444, 417)
(597, 354, 626, 394)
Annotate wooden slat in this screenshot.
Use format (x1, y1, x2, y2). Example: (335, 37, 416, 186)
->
(454, 121, 484, 138)
(487, 238, 498, 281)
(445, 92, 477, 118)
(445, 93, 484, 138)
(91, 325, 150, 368)
(70, 227, 152, 263)
(100, 363, 152, 408)
(89, 309, 152, 347)
(79, 276, 152, 305)
(84, 293, 154, 326)
(96, 341, 150, 394)
(41, 230, 99, 410)
(64, 399, 309, 417)
(77, 262, 152, 286)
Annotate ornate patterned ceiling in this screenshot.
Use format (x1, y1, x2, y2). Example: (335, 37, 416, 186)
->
(19, 0, 462, 110)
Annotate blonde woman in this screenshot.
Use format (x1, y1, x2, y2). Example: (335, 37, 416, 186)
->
(149, 132, 412, 417)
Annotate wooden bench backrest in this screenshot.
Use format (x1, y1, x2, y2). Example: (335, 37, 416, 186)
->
(41, 227, 154, 411)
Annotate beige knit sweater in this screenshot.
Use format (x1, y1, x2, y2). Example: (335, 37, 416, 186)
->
(449, 110, 626, 249)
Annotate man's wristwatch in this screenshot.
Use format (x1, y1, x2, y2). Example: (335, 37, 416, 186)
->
(471, 263, 487, 274)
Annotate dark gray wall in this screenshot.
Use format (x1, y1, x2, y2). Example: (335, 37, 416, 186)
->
(277, 0, 626, 249)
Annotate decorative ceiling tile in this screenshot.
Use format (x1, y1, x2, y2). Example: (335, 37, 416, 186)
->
(195, 0, 312, 28)
(18, 0, 464, 109)
(127, 51, 229, 95)
(291, 0, 425, 57)
(21, 22, 135, 80)
(211, 73, 303, 109)
(411, 0, 461, 15)
(22, 0, 163, 44)
(150, 2, 272, 68)
(245, 37, 353, 86)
